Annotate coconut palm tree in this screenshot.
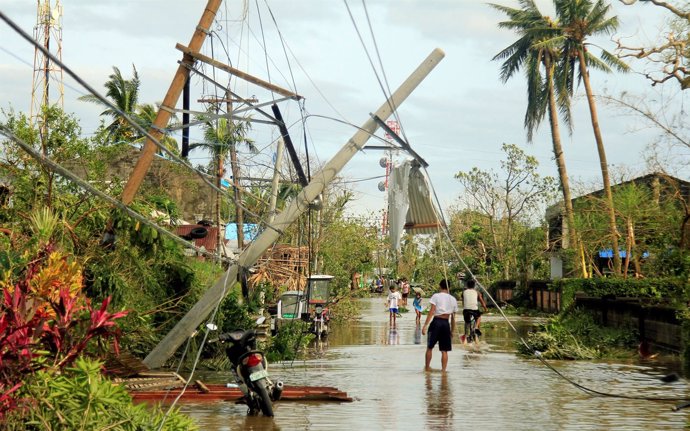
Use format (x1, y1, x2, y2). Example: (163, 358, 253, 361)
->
(192, 115, 255, 255)
(492, 0, 586, 276)
(554, 0, 629, 275)
(79, 66, 140, 142)
(134, 103, 179, 156)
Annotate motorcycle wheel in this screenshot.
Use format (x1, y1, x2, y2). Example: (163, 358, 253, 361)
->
(255, 381, 274, 417)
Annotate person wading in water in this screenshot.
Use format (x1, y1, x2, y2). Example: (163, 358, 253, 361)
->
(421, 279, 458, 372)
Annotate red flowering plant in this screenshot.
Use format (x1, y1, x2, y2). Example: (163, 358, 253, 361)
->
(0, 244, 128, 419)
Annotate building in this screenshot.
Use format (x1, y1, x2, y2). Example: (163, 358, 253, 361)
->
(546, 172, 690, 278)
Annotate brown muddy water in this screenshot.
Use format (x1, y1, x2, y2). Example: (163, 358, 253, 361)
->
(178, 298, 690, 430)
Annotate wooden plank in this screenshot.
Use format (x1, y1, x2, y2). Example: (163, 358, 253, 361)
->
(128, 384, 353, 403)
(176, 43, 302, 100)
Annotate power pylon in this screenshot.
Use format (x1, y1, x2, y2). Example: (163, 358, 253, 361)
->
(30, 0, 64, 134)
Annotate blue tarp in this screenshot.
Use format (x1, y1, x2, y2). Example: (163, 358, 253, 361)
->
(225, 223, 259, 241)
(598, 249, 649, 259)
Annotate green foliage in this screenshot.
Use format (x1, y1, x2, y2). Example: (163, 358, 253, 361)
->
(317, 217, 378, 296)
(448, 144, 554, 285)
(517, 308, 638, 360)
(574, 180, 688, 277)
(1, 107, 90, 211)
(328, 294, 361, 322)
(216, 288, 257, 334)
(7, 358, 196, 431)
(265, 321, 313, 362)
(552, 277, 690, 310)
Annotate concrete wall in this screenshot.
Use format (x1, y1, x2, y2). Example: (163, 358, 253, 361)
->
(70, 146, 216, 222)
(575, 297, 681, 352)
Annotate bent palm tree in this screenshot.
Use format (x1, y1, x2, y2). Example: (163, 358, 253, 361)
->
(492, 0, 586, 276)
(79, 65, 140, 142)
(555, 0, 629, 275)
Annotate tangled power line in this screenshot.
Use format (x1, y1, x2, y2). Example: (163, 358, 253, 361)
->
(341, 0, 690, 408)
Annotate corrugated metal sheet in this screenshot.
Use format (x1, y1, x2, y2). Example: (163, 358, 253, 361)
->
(403, 165, 443, 234)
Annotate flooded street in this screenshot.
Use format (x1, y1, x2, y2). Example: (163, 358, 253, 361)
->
(181, 298, 690, 430)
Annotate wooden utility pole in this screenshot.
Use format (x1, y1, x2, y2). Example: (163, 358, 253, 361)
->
(143, 48, 445, 369)
(119, 0, 222, 205)
(226, 90, 244, 250)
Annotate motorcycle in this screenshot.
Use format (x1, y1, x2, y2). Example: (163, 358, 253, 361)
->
(312, 304, 329, 339)
(215, 317, 283, 416)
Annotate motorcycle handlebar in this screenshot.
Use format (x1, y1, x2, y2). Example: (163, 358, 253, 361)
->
(207, 329, 266, 344)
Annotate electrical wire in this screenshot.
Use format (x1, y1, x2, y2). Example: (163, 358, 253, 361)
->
(418, 159, 690, 404)
(0, 125, 229, 262)
(0, 10, 282, 238)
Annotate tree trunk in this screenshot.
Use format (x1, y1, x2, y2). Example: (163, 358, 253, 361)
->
(624, 217, 632, 279)
(578, 50, 621, 275)
(216, 155, 223, 261)
(545, 60, 584, 277)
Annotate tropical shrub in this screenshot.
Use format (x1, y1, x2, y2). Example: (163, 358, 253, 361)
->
(0, 244, 127, 421)
(517, 308, 638, 360)
(6, 357, 197, 431)
(265, 321, 313, 362)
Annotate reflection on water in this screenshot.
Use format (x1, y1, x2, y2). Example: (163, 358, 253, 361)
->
(387, 328, 399, 345)
(425, 372, 453, 430)
(413, 324, 422, 345)
(179, 298, 690, 430)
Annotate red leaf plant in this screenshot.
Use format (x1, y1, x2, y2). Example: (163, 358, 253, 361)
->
(0, 246, 128, 420)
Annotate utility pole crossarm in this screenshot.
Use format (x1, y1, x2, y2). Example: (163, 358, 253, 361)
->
(143, 47, 445, 369)
(176, 43, 303, 100)
(119, 0, 222, 206)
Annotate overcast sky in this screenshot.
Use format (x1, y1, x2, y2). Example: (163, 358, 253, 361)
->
(1, 0, 688, 223)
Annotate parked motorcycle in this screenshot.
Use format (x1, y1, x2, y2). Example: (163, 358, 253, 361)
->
(312, 304, 329, 339)
(215, 318, 283, 416)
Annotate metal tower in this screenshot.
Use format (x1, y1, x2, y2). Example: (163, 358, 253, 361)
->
(30, 0, 64, 128)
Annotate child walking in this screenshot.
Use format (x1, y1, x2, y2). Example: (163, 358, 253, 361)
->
(413, 291, 423, 324)
(387, 284, 402, 327)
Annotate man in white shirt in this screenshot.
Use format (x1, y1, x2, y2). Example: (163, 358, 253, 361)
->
(421, 279, 458, 372)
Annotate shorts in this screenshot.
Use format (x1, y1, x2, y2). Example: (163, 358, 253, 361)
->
(463, 309, 482, 323)
(427, 318, 452, 352)
(389, 308, 399, 314)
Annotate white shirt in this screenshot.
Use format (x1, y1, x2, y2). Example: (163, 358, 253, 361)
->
(462, 289, 479, 310)
(429, 292, 458, 316)
(388, 291, 402, 308)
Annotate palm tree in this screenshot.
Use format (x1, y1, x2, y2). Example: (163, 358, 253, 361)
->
(192, 114, 254, 256)
(134, 103, 179, 156)
(79, 66, 140, 142)
(554, 0, 629, 275)
(492, 0, 586, 276)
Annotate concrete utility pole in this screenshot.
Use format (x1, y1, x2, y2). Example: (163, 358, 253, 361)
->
(119, 0, 221, 206)
(144, 48, 445, 369)
(268, 138, 285, 223)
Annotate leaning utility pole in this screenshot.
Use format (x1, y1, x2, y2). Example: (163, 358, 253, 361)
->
(119, 0, 222, 206)
(144, 48, 445, 369)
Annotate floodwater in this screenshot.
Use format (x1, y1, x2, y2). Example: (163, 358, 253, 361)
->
(179, 298, 690, 430)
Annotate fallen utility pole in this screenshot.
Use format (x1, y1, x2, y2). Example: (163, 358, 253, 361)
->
(144, 48, 445, 369)
(119, 0, 221, 205)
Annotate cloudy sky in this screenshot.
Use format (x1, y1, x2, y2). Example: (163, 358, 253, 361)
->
(0, 0, 687, 223)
